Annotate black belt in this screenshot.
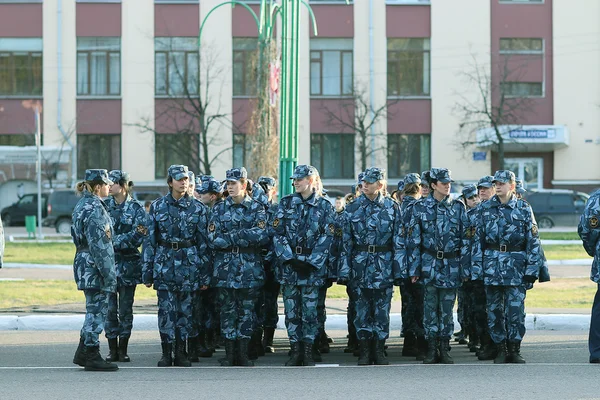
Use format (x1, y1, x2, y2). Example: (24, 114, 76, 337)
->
(292, 246, 312, 256)
(421, 247, 461, 260)
(158, 240, 196, 250)
(355, 245, 393, 254)
(219, 247, 262, 255)
(484, 243, 526, 252)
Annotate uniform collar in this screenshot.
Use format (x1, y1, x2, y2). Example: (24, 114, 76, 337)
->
(167, 193, 191, 207)
(490, 194, 518, 209)
(427, 193, 452, 208)
(292, 191, 318, 206)
(226, 194, 253, 209)
(362, 192, 385, 206)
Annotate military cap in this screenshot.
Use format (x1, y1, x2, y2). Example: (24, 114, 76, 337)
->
(85, 169, 113, 185)
(420, 170, 431, 185)
(477, 175, 494, 188)
(397, 180, 405, 192)
(290, 165, 317, 180)
(516, 179, 527, 195)
(404, 173, 421, 186)
(430, 168, 454, 183)
(108, 170, 130, 185)
(226, 167, 248, 182)
(492, 170, 516, 184)
(196, 175, 223, 194)
(462, 184, 478, 199)
(357, 172, 365, 184)
(168, 165, 189, 181)
(351, 184, 358, 194)
(188, 170, 195, 183)
(362, 167, 385, 183)
(258, 176, 276, 189)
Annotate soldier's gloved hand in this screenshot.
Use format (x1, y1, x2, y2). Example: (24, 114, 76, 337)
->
(393, 278, 403, 287)
(337, 277, 348, 286)
(522, 275, 537, 284)
(288, 259, 313, 278)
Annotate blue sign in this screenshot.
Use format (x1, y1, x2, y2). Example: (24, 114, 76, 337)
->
(472, 151, 487, 161)
(509, 129, 555, 139)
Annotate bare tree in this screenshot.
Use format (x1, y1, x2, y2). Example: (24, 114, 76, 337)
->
(454, 53, 536, 170)
(40, 122, 74, 188)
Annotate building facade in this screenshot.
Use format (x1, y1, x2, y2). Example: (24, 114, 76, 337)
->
(0, 0, 598, 209)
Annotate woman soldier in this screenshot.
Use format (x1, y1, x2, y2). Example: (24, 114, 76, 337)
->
(104, 170, 148, 363)
(472, 170, 544, 363)
(71, 169, 118, 371)
(338, 167, 404, 366)
(208, 167, 269, 367)
(273, 165, 336, 366)
(408, 168, 470, 365)
(142, 165, 211, 367)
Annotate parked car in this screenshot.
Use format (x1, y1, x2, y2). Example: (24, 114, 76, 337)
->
(1, 193, 49, 226)
(523, 189, 590, 228)
(132, 190, 163, 203)
(43, 189, 80, 234)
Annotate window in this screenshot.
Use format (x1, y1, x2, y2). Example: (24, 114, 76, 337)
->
(387, 38, 430, 97)
(155, 37, 199, 97)
(500, 38, 543, 54)
(154, 133, 196, 179)
(77, 134, 121, 179)
(310, 134, 354, 179)
(0, 38, 42, 96)
(77, 37, 120, 96)
(0, 134, 35, 146)
(310, 38, 353, 97)
(387, 134, 430, 178)
(501, 82, 543, 97)
(233, 38, 258, 97)
(233, 133, 251, 168)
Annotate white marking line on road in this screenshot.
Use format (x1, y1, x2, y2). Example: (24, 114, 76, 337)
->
(0, 278, 25, 281)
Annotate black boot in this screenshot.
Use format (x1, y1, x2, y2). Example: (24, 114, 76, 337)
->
(319, 329, 330, 354)
(357, 339, 372, 366)
(303, 342, 316, 366)
(238, 339, 255, 367)
(187, 336, 199, 362)
(439, 339, 454, 364)
(477, 334, 497, 361)
(157, 342, 172, 367)
(219, 339, 236, 366)
(285, 342, 302, 366)
(174, 337, 191, 367)
(423, 338, 439, 364)
(344, 332, 358, 354)
(312, 342, 322, 362)
(402, 333, 417, 357)
(106, 338, 119, 362)
(73, 337, 87, 367)
(508, 341, 526, 364)
(255, 328, 265, 357)
(493, 340, 508, 364)
(373, 339, 389, 365)
(84, 346, 118, 371)
(263, 327, 275, 353)
(467, 329, 479, 353)
(205, 329, 216, 354)
(247, 332, 259, 360)
(198, 332, 213, 358)
(118, 337, 131, 362)
(415, 335, 427, 361)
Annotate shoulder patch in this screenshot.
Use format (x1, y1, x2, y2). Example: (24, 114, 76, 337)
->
(328, 223, 335, 235)
(466, 226, 476, 239)
(272, 218, 280, 228)
(335, 227, 343, 237)
(105, 226, 112, 240)
(532, 224, 539, 236)
(590, 216, 599, 229)
(136, 225, 148, 236)
(257, 220, 266, 229)
(208, 222, 216, 232)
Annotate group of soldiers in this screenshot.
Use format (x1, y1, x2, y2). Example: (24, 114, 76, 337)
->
(70, 162, 549, 371)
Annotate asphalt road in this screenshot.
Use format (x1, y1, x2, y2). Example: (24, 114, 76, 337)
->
(0, 330, 597, 400)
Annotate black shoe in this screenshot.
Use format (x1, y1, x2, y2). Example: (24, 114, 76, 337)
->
(468, 335, 480, 353)
(255, 329, 265, 357)
(508, 341, 526, 364)
(303, 342, 316, 366)
(286, 342, 302, 366)
(174, 338, 191, 367)
(237, 339, 255, 367)
(439, 339, 454, 364)
(188, 336, 200, 362)
(357, 339, 372, 366)
(198, 332, 213, 358)
(73, 337, 87, 367)
(590, 358, 600, 364)
(477, 334, 497, 361)
(118, 337, 131, 362)
(319, 329, 330, 354)
(415, 336, 427, 361)
(423, 339, 439, 364)
(219, 339, 236, 366)
(493, 340, 508, 364)
(344, 335, 357, 354)
(373, 339, 389, 365)
(105, 338, 119, 362)
(312, 342, 322, 362)
(263, 327, 275, 354)
(402, 333, 417, 357)
(205, 329, 216, 354)
(157, 342, 172, 367)
(84, 346, 118, 371)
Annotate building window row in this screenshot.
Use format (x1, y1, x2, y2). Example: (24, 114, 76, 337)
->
(77, 37, 121, 96)
(0, 38, 43, 96)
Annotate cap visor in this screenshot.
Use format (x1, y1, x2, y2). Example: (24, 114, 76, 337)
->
(173, 173, 187, 180)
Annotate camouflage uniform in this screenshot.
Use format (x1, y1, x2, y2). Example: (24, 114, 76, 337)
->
(578, 189, 600, 363)
(273, 165, 336, 365)
(472, 170, 544, 363)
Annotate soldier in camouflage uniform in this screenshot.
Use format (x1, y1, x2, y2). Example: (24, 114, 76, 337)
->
(273, 165, 336, 366)
(408, 168, 470, 364)
(142, 165, 211, 368)
(472, 170, 544, 364)
(71, 169, 118, 371)
(104, 170, 148, 363)
(579, 188, 600, 363)
(338, 168, 404, 365)
(208, 167, 269, 367)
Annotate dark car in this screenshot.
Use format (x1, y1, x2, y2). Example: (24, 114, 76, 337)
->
(43, 189, 80, 234)
(132, 190, 163, 203)
(1, 193, 49, 226)
(523, 189, 590, 228)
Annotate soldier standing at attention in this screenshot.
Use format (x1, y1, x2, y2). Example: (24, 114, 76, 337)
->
(273, 165, 336, 366)
(104, 170, 148, 363)
(71, 169, 118, 371)
(208, 167, 269, 367)
(338, 168, 404, 365)
(142, 165, 211, 367)
(472, 170, 543, 364)
(408, 168, 469, 365)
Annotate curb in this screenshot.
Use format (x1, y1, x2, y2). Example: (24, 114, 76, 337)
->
(0, 312, 591, 332)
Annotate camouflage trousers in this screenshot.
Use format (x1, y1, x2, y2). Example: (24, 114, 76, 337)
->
(466, 280, 488, 338)
(157, 289, 193, 343)
(105, 285, 136, 339)
(262, 275, 280, 329)
(218, 288, 257, 340)
(423, 285, 457, 340)
(190, 289, 217, 338)
(317, 285, 328, 330)
(354, 286, 394, 341)
(81, 289, 109, 347)
(457, 286, 467, 331)
(346, 283, 358, 339)
(485, 285, 527, 343)
(282, 285, 319, 344)
(401, 279, 424, 337)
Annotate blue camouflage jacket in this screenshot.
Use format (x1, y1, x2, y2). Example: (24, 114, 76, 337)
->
(251, 183, 277, 263)
(71, 191, 116, 293)
(338, 193, 404, 289)
(273, 191, 336, 286)
(579, 189, 600, 284)
(328, 210, 345, 280)
(407, 194, 470, 288)
(142, 193, 211, 291)
(106, 195, 148, 286)
(208, 195, 269, 289)
(472, 194, 544, 286)
(399, 195, 420, 279)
